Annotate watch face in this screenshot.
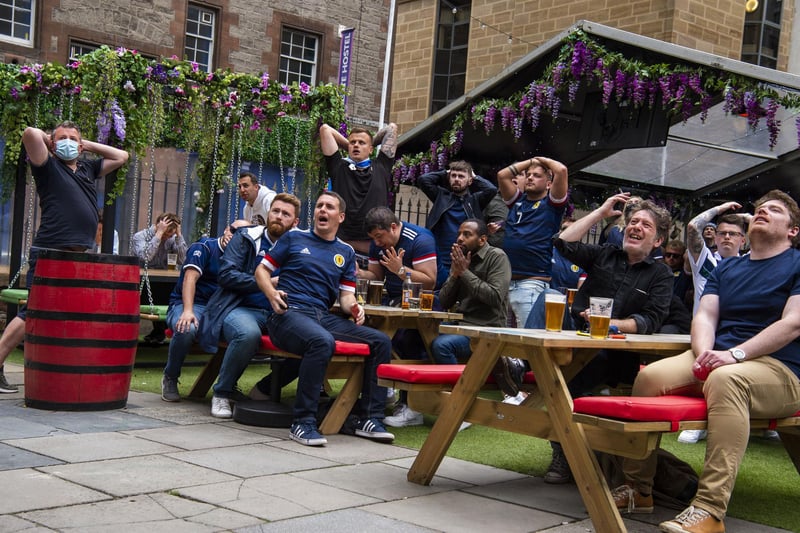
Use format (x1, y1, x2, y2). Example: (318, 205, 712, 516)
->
(731, 349, 745, 362)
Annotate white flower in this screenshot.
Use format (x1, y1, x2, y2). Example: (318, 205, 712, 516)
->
(196, 206, 204, 213)
(123, 80, 135, 92)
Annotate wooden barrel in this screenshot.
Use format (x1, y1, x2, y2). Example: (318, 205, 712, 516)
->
(24, 250, 141, 410)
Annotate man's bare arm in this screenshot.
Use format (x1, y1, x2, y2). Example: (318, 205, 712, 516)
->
(686, 201, 741, 260)
(319, 124, 349, 156)
(375, 123, 398, 158)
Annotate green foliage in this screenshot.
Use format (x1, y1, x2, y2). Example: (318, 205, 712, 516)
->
(0, 47, 347, 206)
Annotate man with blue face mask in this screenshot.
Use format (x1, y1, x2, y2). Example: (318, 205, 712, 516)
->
(0, 121, 129, 393)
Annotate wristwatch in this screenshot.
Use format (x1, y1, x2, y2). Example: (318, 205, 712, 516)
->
(729, 348, 746, 363)
(397, 266, 406, 277)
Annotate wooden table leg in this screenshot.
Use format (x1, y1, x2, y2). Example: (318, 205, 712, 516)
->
(407, 338, 504, 485)
(525, 346, 626, 533)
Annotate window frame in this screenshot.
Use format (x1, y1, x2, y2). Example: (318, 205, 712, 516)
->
(430, 0, 471, 114)
(278, 27, 319, 86)
(184, 3, 216, 72)
(0, 0, 36, 47)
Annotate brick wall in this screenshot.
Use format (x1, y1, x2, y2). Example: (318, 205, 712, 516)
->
(0, 0, 389, 125)
(391, 0, 787, 134)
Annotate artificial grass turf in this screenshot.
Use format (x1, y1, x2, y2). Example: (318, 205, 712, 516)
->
(7, 346, 799, 531)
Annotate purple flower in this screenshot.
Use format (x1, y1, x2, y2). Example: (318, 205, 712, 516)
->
(795, 115, 800, 147)
(190, 61, 199, 73)
(10, 87, 19, 99)
(484, 105, 497, 134)
(452, 129, 464, 153)
(568, 81, 580, 104)
(501, 106, 513, 130)
(260, 72, 270, 89)
(602, 71, 613, 106)
(110, 99, 126, 142)
(299, 82, 310, 95)
(279, 93, 292, 104)
(614, 70, 627, 102)
(766, 98, 780, 149)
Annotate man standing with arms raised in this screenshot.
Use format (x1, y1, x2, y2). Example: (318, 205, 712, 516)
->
(0, 122, 128, 393)
(319, 122, 398, 259)
(256, 191, 394, 446)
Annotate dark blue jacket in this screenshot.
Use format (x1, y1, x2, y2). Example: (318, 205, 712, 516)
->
(198, 225, 271, 353)
(416, 170, 497, 231)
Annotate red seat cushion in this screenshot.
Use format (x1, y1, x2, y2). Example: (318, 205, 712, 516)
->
(573, 395, 708, 432)
(260, 335, 370, 356)
(377, 364, 535, 385)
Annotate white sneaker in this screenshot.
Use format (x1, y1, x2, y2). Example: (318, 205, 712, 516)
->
(677, 429, 707, 444)
(211, 396, 232, 418)
(383, 404, 424, 427)
(502, 392, 527, 405)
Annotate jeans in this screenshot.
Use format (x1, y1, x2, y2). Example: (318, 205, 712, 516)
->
(622, 350, 800, 519)
(164, 303, 206, 379)
(508, 278, 548, 329)
(267, 307, 391, 423)
(430, 334, 472, 364)
(212, 306, 270, 398)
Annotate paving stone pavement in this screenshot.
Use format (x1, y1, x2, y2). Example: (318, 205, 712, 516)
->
(0, 364, 790, 532)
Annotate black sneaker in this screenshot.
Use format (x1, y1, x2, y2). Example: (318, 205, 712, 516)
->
(354, 418, 395, 443)
(492, 357, 525, 397)
(161, 375, 180, 402)
(0, 371, 18, 394)
(290, 421, 327, 446)
(544, 443, 573, 484)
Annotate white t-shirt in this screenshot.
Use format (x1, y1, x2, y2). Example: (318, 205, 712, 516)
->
(688, 244, 722, 314)
(243, 184, 277, 226)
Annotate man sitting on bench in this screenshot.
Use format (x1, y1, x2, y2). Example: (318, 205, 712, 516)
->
(613, 190, 800, 533)
(256, 191, 394, 447)
(160, 219, 250, 402)
(198, 193, 301, 418)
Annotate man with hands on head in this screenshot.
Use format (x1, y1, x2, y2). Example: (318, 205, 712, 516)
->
(319, 122, 398, 257)
(612, 190, 800, 533)
(255, 191, 394, 447)
(0, 121, 128, 393)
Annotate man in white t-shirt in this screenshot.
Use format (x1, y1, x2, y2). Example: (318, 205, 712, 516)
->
(238, 172, 277, 225)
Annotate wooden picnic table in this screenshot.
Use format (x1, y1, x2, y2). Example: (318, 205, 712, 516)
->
(358, 304, 462, 359)
(406, 324, 691, 533)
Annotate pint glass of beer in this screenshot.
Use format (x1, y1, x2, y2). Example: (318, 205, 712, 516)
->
(544, 292, 567, 331)
(588, 297, 613, 339)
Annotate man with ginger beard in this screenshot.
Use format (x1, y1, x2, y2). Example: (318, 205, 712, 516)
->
(198, 193, 301, 418)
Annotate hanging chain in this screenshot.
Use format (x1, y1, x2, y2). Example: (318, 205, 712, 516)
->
(225, 124, 237, 225)
(8, 176, 36, 288)
(140, 85, 162, 313)
(205, 106, 223, 237)
(257, 129, 267, 185)
(67, 93, 74, 120)
(178, 141, 192, 223)
(276, 119, 286, 193)
(127, 157, 140, 254)
(234, 120, 244, 219)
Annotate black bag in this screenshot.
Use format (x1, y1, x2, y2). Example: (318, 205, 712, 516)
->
(598, 449, 699, 510)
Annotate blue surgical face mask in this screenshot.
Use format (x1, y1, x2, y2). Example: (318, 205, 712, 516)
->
(54, 139, 80, 161)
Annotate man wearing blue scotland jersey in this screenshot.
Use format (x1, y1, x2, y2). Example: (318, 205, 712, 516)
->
(256, 191, 394, 447)
(492, 156, 568, 397)
(161, 220, 251, 402)
(362, 206, 437, 302)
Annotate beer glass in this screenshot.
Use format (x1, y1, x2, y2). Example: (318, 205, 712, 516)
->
(367, 281, 384, 305)
(588, 297, 613, 339)
(356, 279, 369, 305)
(544, 292, 567, 331)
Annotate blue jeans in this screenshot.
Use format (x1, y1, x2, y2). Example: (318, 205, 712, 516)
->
(267, 307, 391, 423)
(212, 306, 270, 398)
(430, 334, 472, 364)
(164, 303, 206, 379)
(508, 278, 548, 328)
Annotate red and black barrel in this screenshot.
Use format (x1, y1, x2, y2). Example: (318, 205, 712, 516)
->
(24, 250, 141, 410)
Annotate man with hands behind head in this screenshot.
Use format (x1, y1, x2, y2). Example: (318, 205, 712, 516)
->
(0, 121, 128, 393)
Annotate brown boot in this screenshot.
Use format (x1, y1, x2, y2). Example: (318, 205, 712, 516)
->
(611, 484, 653, 514)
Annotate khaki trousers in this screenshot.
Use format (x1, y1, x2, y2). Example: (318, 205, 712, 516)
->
(622, 349, 800, 519)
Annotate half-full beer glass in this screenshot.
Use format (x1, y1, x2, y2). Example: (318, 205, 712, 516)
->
(588, 297, 613, 339)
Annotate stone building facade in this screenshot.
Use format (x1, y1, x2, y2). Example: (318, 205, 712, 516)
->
(0, 0, 391, 126)
(391, 0, 796, 133)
